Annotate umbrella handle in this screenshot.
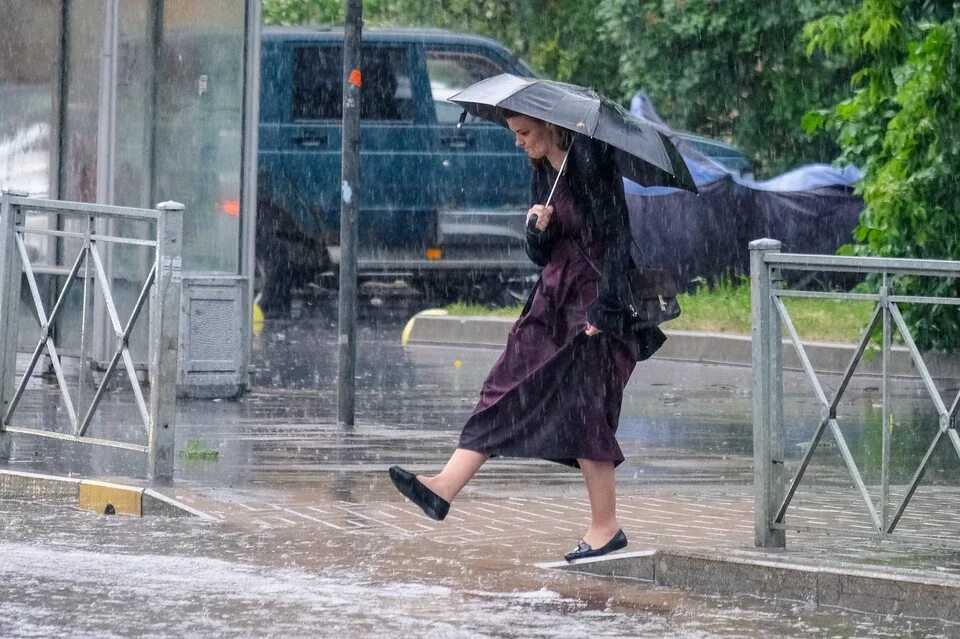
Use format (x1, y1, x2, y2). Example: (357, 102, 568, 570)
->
(526, 214, 539, 233)
(544, 147, 571, 207)
(529, 146, 571, 233)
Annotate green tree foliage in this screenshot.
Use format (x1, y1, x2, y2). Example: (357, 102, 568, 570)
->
(262, 0, 341, 25)
(805, 2, 960, 351)
(261, 0, 622, 96)
(597, 0, 859, 175)
(262, 1, 864, 175)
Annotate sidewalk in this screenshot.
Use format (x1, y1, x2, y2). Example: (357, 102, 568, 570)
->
(2, 317, 960, 634)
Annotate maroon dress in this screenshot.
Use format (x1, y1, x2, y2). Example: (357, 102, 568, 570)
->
(458, 172, 638, 468)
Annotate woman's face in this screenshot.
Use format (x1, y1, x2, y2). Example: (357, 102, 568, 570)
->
(506, 115, 556, 160)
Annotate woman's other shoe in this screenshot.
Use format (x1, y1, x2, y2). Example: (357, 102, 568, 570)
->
(564, 529, 628, 562)
(388, 466, 450, 521)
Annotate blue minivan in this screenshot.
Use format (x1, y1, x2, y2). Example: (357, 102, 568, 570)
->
(256, 27, 539, 313)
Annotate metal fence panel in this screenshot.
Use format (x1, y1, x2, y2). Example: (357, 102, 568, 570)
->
(751, 238, 960, 547)
(0, 191, 184, 479)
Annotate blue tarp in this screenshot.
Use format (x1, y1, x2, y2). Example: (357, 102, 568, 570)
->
(623, 92, 864, 285)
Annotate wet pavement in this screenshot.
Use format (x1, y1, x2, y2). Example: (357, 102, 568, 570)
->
(2, 308, 960, 637)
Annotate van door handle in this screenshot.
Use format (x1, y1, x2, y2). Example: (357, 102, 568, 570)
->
(441, 135, 474, 149)
(294, 134, 329, 147)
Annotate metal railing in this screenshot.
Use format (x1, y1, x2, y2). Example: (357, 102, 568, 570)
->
(0, 190, 184, 480)
(751, 238, 960, 548)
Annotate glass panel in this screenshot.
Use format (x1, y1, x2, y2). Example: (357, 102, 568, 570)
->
(0, 0, 60, 198)
(154, 0, 245, 273)
(111, 0, 156, 315)
(425, 51, 503, 124)
(292, 47, 341, 121)
(115, 2, 155, 210)
(292, 46, 413, 122)
(57, 0, 104, 283)
(61, 1, 103, 205)
(0, 0, 61, 263)
(58, 2, 155, 362)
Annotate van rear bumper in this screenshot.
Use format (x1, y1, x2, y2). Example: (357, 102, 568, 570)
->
(355, 257, 537, 274)
(343, 206, 537, 275)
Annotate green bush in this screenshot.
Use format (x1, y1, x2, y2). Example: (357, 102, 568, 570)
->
(805, 3, 960, 351)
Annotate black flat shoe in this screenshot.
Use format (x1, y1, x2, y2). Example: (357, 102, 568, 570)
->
(388, 465, 450, 521)
(564, 529, 628, 562)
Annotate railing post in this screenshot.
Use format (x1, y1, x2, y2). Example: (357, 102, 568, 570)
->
(147, 201, 184, 481)
(880, 273, 891, 533)
(750, 238, 785, 548)
(0, 190, 27, 461)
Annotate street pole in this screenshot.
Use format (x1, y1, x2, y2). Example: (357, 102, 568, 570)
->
(337, 0, 362, 427)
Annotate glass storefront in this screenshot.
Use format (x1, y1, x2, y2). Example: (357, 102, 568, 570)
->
(0, 0, 62, 266)
(0, 0, 253, 368)
(155, 0, 245, 274)
(1, 0, 248, 275)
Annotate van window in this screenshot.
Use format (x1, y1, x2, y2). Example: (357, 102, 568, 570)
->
(292, 46, 413, 122)
(425, 51, 503, 124)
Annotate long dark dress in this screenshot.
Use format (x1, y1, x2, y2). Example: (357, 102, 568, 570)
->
(458, 170, 638, 468)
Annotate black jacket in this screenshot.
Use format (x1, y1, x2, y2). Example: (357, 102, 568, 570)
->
(524, 135, 666, 360)
(525, 135, 633, 333)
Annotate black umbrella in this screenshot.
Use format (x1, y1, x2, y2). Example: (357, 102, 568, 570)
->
(449, 74, 697, 193)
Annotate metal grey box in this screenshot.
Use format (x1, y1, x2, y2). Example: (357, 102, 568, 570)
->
(178, 275, 248, 398)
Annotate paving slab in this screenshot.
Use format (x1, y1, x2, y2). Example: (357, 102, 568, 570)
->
(3, 316, 959, 636)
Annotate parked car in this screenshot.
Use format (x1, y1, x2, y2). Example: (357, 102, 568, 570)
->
(257, 26, 540, 314)
(256, 27, 760, 314)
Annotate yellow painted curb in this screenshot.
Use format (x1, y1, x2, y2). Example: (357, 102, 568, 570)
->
(252, 302, 265, 336)
(401, 316, 416, 346)
(401, 309, 448, 346)
(78, 480, 144, 516)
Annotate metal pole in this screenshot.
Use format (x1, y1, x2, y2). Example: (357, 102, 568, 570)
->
(337, 0, 362, 427)
(93, 0, 120, 366)
(750, 238, 785, 548)
(241, 0, 263, 390)
(147, 201, 184, 481)
(880, 273, 891, 533)
(0, 191, 28, 460)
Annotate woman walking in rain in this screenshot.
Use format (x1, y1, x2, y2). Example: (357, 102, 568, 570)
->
(389, 107, 669, 561)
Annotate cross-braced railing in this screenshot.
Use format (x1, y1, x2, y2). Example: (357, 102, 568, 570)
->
(751, 238, 960, 548)
(0, 190, 184, 479)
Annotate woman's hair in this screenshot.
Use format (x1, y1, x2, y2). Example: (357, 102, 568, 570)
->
(500, 108, 573, 151)
(501, 109, 573, 170)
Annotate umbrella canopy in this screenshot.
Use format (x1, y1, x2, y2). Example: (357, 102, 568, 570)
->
(449, 74, 697, 193)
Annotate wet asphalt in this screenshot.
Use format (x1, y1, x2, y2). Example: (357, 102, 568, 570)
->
(2, 299, 959, 637)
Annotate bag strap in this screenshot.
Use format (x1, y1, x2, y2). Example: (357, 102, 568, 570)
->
(574, 238, 602, 276)
(545, 145, 645, 276)
(543, 146, 603, 276)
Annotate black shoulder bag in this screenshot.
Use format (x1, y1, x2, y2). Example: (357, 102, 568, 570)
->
(573, 241, 681, 331)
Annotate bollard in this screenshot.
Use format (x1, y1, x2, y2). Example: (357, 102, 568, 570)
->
(0, 190, 27, 461)
(750, 238, 785, 548)
(147, 201, 184, 481)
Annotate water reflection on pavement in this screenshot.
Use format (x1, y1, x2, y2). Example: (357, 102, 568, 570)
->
(2, 311, 959, 637)
(0, 500, 950, 638)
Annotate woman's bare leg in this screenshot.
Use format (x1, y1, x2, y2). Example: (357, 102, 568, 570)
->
(418, 448, 488, 503)
(577, 459, 621, 547)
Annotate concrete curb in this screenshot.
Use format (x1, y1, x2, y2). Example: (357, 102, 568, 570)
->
(539, 548, 960, 622)
(402, 312, 960, 379)
(0, 469, 211, 518)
